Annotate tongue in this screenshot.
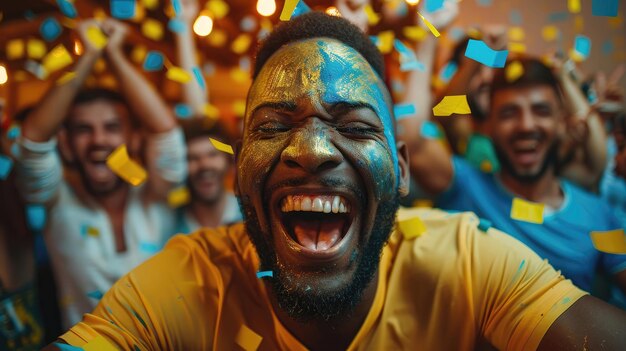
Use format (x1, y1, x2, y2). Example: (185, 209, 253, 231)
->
(293, 218, 344, 251)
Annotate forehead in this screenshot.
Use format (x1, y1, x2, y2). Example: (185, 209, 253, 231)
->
(492, 84, 560, 107)
(246, 38, 389, 121)
(69, 100, 129, 125)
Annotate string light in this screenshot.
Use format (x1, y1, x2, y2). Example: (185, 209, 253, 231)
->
(405, 0, 420, 5)
(74, 40, 83, 55)
(257, 0, 276, 17)
(193, 12, 214, 37)
(0, 65, 8, 85)
(325, 6, 341, 16)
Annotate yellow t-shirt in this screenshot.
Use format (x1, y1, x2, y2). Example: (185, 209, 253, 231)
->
(60, 208, 586, 351)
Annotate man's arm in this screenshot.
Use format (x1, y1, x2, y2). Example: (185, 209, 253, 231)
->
(537, 295, 626, 350)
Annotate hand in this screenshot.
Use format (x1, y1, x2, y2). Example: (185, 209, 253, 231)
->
(335, 0, 369, 33)
(101, 18, 128, 54)
(418, 0, 459, 32)
(76, 19, 106, 54)
(480, 24, 508, 51)
(178, 0, 200, 24)
(594, 65, 625, 105)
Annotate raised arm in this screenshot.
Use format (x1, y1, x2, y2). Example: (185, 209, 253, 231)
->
(21, 20, 104, 142)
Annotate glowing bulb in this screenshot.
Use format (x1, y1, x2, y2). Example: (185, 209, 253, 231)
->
(74, 40, 83, 55)
(193, 14, 214, 37)
(0, 65, 7, 85)
(257, 0, 276, 17)
(326, 6, 341, 16)
(405, 0, 420, 5)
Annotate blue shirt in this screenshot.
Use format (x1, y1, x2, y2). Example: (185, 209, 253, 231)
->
(600, 137, 626, 229)
(435, 156, 626, 292)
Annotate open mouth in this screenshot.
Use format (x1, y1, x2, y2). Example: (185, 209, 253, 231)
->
(278, 194, 355, 253)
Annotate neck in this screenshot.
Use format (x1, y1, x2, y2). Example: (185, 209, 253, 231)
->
(95, 186, 129, 212)
(499, 169, 563, 208)
(268, 270, 379, 351)
(189, 193, 228, 228)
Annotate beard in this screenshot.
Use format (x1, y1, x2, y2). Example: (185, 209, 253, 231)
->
(188, 169, 226, 205)
(495, 139, 559, 184)
(238, 186, 400, 323)
(77, 164, 125, 196)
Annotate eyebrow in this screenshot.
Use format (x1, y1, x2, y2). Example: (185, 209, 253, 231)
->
(326, 101, 376, 115)
(250, 101, 298, 116)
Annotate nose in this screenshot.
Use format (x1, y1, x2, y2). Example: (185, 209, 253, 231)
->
(91, 127, 108, 145)
(518, 109, 537, 132)
(281, 118, 342, 174)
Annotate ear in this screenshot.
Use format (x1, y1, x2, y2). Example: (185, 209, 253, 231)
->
(396, 141, 411, 197)
(57, 128, 75, 163)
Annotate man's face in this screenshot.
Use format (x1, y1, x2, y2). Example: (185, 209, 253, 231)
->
(468, 66, 493, 116)
(237, 38, 408, 321)
(187, 137, 230, 204)
(66, 100, 133, 195)
(489, 85, 563, 182)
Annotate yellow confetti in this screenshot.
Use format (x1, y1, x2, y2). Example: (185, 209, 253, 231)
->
(86, 25, 108, 50)
(233, 100, 246, 117)
(398, 216, 427, 239)
(508, 27, 525, 42)
(541, 25, 559, 41)
(510, 198, 544, 224)
(57, 71, 76, 85)
(231, 34, 252, 54)
(590, 229, 626, 254)
(142, 0, 159, 10)
(166, 66, 192, 83)
(142, 19, 164, 41)
(93, 8, 108, 21)
(508, 42, 526, 54)
(480, 160, 493, 173)
(168, 186, 191, 208)
(131, 45, 147, 64)
(27, 39, 47, 59)
(235, 325, 262, 351)
(506, 61, 524, 82)
(7, 39, 24, 60)
(417, 12, 440, 38)
(567, 0, 581, 14)
(207, 0, 230, 20)
(203, 103, 220, 119)
(412, 199, 433, 208)
(209, 138, 234, 155)
(574, 15, 584, 32)
(363, 4, 380, 25)
(377, 30, 394, 54)
(42, 44, 73, 75)
(106, 145, 148, 186)
(403, 26, 427, 42)
(231, 68, 249, 83)
(432, 95, 471, 117)
(85, 226, 100, 237)
(208, 29, 227, 47)
(82, 335, 118, 351)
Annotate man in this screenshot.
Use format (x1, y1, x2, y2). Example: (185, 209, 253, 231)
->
(16, 19, 186, 328)
(404, 57, 626, 296)
(46, 13, 625, 351)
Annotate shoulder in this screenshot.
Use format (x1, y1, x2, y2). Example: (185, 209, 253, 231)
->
(562, 180, 620, 222)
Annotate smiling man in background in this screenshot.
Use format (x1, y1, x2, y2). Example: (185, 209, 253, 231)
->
(46, 13, 626, 351)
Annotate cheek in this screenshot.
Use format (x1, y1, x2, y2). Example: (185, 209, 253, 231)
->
(238, 138, 284, 193)
(345, 140, 396, 201)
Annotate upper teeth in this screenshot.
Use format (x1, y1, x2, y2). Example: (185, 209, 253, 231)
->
(281, 195, 350, 213)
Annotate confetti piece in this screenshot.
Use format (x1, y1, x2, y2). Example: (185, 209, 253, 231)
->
(510, 198, 544, 224)
(7, 39, 25, 60)
(573, 35, 591, 60)
(602, 40, 615, 55)
(168, 186, 190, 208)
(548, 11, 569, 22)
(280, 0, 310, 21)
(57, 0, 78, 18)
(417, 12, 440, 38)
(464, 39, 508, 68)
(477, 218, 492, 232)
(87, 290, 104, 300)
(592, 0, 618, 17)
(398, 216, 427, 239)
(53, 343, 83, 351)
(376, 31, 394, 54)
(106, 145, 147, 186)
(142, 19, 164, 41)
(24, 60, 46, 80)
(174, 104, 192, 118)
(541, 25, 559, 41)
(111, 0, 136, 20)
(506, 61, 524, 82)
(393, 39, 414, 60)
(256, 271, 273, 278)
(86, 25, 108, 49)
(439, 61, 458, 82)
(235, 325, 263, 351)
(0, 155, 13, 180)
(509, 9, 522, 25)
(172, 0, 182, 16)
(466, 134, 500, 173)
(131, 45, 147, 64)
(42, 44, 73, 75)
(403, 26, 427, 41)
(363, 4, 381, 25)
(142, 50, 164, 71)
(139, 241, 160, 254)
(393, 103, 417, 119)
(168, 18, 185, 33)
(508, 42, 526, 54)
(424, 0, 444, 13)
(412, 199, 433, 208)
(209, 138, 234, 154)
(166, 66, 192, 83)
(231, 34, 252, 54)
(83, 335, 118, 351)
(142, 0, 158, 10)
(432, 95, 471, 116)
(192, 66, 206, 91)
(420, 120, 442, 139)
(7, 126, 20, 140)
(207, 0, 230, 19)
(204, 104, 220, 119)
(81, 225, 100, 237)
(590, 229, 626, 254)
(231, 68, 248, 83)
(40, 17, 62, 42)
(567, 0, 581, 14)
(27, 39, 47, 59)
(400, 60, 425, 72)
(240, 16, 257, 32)
(233, 100, 246, 117)
(10, 142, 21, 159)
(508, 27, 525, 42)
(25, 204, 46, 231)
(56, 71, 76, 85)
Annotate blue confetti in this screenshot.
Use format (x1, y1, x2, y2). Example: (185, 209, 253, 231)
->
(192, 67, 206, 91)
(240, 16, 257, 32)
(7, 126, 20, 140)
(291, 0, 312, 18)
(168, 18, 186, 33)
(174, 104, 193, 118)
(53, 343, 84, 351)
(464, 39, 508, 68)
(424, 0, 444, 13)
(172, 0, 182, 16)
(548, 12, 569, 22)
(400, 60, 425, 72)
(26, 204, 46, 231)
(256, 271, 273, 278)
(478, 218, 492, 232)
(0, 155, 13, 180)
(509, 9, 522, 25)
(391, 80, 405, 94)
(439, 61, 458, 82)
(393, 104, 417, 120)
(87, 290, 104, 300)
(239, 57, 251, 72)
(57, 0, 78, 18)
(602, 40, 615, 55)
(420, 121, 442, 139)
(592, 0, 618, 17)
(449, 27, 465, 41)
(139, 241, 161, 254)
(111, 0, 136, 20)
(574, 35, 591, 59)
(142, 51, 164, 71)
(40, 17, 62, 42)
(10, 143, 20, 159)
